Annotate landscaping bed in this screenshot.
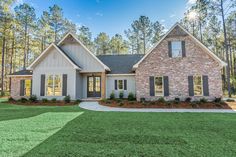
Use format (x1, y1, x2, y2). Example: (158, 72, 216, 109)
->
(5, 95, 81, 106)
(100, 99, 233, 109)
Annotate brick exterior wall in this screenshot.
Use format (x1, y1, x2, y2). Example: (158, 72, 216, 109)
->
(10, 76, 32, 100)
(135, 27, 223, 101)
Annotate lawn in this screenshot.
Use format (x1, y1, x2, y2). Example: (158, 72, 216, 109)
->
(0, 101, 236, 157)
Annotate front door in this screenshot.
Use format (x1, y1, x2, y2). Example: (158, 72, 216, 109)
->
(87, 76, 101, 97)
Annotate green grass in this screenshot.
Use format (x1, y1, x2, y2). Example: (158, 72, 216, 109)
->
(0, 101, 236, 157)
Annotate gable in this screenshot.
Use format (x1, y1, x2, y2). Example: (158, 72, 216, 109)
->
(133, 23, 226, 69)
(28, 44, 81, 70)
(58, 33, 110, 72)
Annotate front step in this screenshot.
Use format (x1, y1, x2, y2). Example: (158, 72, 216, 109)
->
(81, 98, 101, 102)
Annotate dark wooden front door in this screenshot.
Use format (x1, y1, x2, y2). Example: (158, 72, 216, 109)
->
(87, 76, 101, 97)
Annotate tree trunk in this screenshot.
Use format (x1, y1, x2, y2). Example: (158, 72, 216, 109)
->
(1, 35, 6, 96)
(23, 23, 28, 69)
(220, 0, 231, 97)
(9, 35, 14, 93)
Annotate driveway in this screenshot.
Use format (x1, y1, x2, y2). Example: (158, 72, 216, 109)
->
(79, 102, 236, 113)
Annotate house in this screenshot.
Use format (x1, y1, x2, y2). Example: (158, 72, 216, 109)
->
(9, 23, 226, 101)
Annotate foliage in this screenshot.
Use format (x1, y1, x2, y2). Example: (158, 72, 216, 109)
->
(119, 91, 124, 99)
(20, 97, 28, 103)
(110, 92, 115, 100)
(174, 97, 180, 104)
(128, 92, 135, 101)
(214, 97, 221, 103)
(157, 97, 165, 103)
(75, 99, 82, 104)
(8, 97, 15, 102)
(51, 98, 57, 103)
(200, 98, 207, 103)
(64, 95, 71, 103)
(29, 95, 37, 102)
(42, 98, 48, 103)
(185, 97, 192, 102)
(226, 99, 235, 102)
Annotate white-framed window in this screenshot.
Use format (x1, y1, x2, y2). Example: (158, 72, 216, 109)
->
(46, 74, 62, 96)
(193, 75, 203, 96)
(171, 41, 182, 57)
(118, 80, 123, 90)
(155, 76, 163, 96)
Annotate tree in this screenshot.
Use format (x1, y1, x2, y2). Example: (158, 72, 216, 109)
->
(152, 21, 164, 44)
(210, 0, 236, 97)
(94, 32, 110, 55)
(109, 34, 128, 54)
(78, 26, 93, 50)
(15, 3, 36, 69)
(0, 0, 14, 95)
(49, 5, 64, 43)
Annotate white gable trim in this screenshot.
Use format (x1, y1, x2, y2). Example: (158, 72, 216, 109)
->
(27, 43, 81, 70)
(58, 32, 111, 71)
(133, 23, 227, 69)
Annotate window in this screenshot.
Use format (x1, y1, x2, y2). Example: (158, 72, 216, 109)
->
(171, 41, 182, 57)
(193, 76, 203, 96)
(46, 75, 62, 96)
(95, 77, 101, 92)
(118, 80, 123, 90)
(155, 77, 163, 96)
(24, 80, 31, 96)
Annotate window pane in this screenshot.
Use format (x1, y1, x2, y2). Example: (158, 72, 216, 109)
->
(88, 77, 93, 92)
(171, 41, 182, 57)
(54, 75, 62, 96)
(155, 77, 163, 96)
(118, 80, 123, 89)
(46, 75, 54, 96)
(95, 77, 100, 92)
(25, 80, 31, 96)
(194, 76, 202, 95)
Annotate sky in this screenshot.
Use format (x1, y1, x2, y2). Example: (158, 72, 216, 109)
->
(16, 0, 195, 38)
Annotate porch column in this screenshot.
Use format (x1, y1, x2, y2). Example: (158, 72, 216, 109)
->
(101, 72, 106, 99)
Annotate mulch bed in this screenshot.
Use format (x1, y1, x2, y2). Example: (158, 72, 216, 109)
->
(100, 99, 233, 109)
(6, 100, 78, 106)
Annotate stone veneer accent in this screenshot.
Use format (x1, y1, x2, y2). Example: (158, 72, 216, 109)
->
(135, 27, 223, 101)
(10, 76, 32, 100)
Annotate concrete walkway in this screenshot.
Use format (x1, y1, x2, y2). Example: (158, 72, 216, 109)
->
(79, 102, 236, 113)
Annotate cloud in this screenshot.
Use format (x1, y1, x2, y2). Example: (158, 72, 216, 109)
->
(15, 0, 24, 5)
(160, 19, 165, 23)
(187, 0, 197, 5)
(95, 12, 103, 17)
(170, 14, 176, 18)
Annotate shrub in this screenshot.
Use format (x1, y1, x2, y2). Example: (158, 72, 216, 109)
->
(226, 99, 235, 102)
(20, 97, 28, 103)
(157, 97, 165, 103)
(140, 98, 145, 103)
(110, 92, 115, 100)
(51, 98, 57, 103)
(8, 97, 15, 102)
(185, 97, 191, 102)
(64, 95, 71, 103)
(214, 97, 221, 103)
(166, 101, 172, 107)
(128, 92, 135, 101)
(174, 97, 180, 104)
(42, 98, 48, 103)
(191, 102, 198, 108)
(29, 95, 37, 102)
(119, 91, 124, 99)
(75, 99, 82, 104)
(200, 98, 207, 103)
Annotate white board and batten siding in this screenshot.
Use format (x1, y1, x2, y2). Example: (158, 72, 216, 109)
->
(60, 43, 105, 72)
(32, 47, 77, 100)
(106, 75, 136, 98)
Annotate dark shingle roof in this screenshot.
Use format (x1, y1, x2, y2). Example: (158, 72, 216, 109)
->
(97, 54, 144, 74)
(9, 69, 33, 76)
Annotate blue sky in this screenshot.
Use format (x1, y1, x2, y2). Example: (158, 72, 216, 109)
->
(17, 0, 193, 38)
